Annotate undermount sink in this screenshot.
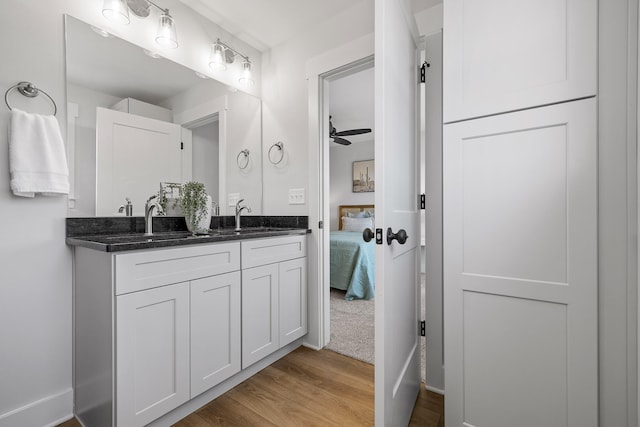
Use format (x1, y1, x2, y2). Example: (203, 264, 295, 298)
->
(102, 231, 195, 243)
(215, 227, 285, 235)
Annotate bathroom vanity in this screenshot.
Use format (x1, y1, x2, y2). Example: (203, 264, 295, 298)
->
(68, 225, 308, 427)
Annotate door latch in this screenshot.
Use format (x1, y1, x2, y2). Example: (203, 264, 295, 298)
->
(375, 228, 383, 245)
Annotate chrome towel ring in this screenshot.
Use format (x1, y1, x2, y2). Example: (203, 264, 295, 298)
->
(268, 141, 284, 165)
(237, 149, 250, 169)
(5, 81, 57, 116)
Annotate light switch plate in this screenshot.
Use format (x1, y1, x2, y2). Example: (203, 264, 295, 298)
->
(289, 188, 305, 205)
(228, 193, 240, 207)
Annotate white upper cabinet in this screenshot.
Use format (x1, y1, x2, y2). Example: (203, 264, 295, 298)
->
(443, 0, 596, 122)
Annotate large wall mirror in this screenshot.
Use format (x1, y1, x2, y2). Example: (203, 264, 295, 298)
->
(64, 15, 263, 217)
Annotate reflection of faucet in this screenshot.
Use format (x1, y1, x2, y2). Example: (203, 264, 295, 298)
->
(235, 199, 251, 231)
(145, 195, 160, 236)
(118, 197, 133, 216)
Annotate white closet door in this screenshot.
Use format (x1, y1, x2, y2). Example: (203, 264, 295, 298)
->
(443, 98, 597, 427)
(96, 107, 181, 215)
(443, 0, 596, 122)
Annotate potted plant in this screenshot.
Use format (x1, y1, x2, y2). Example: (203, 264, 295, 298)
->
(180, 181, 212, 234)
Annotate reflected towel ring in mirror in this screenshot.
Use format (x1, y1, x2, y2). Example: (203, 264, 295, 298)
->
(268, 141, 284, 165)
(4, 81, 58, 116)
(237, 149, 250, 169)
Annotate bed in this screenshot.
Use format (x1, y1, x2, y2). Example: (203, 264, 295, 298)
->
(330, 205, 376, 300)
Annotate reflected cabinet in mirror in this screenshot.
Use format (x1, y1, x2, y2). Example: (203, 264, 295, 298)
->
(64, 15, 263, 217)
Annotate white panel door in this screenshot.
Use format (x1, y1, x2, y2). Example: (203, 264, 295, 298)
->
(191, 271, 241, 397)
(96, 107, 181, 216)
(443, 0, 596, 122)
(443, 99, 597, 426)
(116, 282, 190, 427)
(242, 263, 279, 368)
(278, 257, 307, 346)
(374, 0, 421, 425)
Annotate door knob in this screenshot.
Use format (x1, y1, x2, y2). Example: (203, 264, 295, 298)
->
(387, 227, 408, 245)
(363, 227, 374, 242)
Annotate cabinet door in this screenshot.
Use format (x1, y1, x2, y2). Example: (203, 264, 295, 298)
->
(443, 99, 597, 426)
(191, 271, 241, 397)
(242, 264, 279, 368)
(278, 257, 307, 346)
(116, 282, 190, 427)
(443, 0, 596, 122)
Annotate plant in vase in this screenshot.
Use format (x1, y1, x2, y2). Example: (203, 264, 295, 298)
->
(179, 181, 212, 235)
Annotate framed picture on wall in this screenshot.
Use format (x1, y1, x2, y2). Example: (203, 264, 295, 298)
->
(353, 159, 375, 193)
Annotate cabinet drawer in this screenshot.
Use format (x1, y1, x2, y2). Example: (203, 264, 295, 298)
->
(241, 235, 306, 269)
(115, 242, 240, 295)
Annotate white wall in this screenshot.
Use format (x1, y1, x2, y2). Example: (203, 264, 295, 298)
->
(0, 1, 262, 425)
(329, 141, 375, 230)
(260, 0, 375, 215)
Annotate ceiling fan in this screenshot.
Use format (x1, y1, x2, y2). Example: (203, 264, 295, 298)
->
(330, 116, 371, 145)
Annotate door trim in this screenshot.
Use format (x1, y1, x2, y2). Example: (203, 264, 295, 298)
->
(304, 33, 374, 349)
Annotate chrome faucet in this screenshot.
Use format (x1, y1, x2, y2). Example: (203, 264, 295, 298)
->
(235, 199, 252, 231)
(144, 194, 160, 236)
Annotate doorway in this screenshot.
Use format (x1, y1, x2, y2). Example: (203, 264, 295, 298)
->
(323, 64, 376, 364)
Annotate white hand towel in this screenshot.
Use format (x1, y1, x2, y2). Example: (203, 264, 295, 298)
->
(9, 108, 69, 197)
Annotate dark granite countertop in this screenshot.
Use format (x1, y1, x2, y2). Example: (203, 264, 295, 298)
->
(66, 216, 310, 252)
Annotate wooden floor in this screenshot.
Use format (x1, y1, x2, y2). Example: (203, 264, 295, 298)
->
(58, 347, 444, 427)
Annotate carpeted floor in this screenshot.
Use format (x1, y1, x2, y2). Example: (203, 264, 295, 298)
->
(326, 288, 376, 364)
(326, 275, 427, 383)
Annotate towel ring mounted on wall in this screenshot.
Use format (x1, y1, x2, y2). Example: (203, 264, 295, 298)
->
(268, 141, 284, 165)
(237, 149, 250, 169)
(4, 81, 57, 116)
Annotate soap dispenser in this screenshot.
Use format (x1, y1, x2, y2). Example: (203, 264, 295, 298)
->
(124, 197, 133, 216)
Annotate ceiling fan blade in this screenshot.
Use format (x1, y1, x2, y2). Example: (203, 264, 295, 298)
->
(334, 128, 372, 136)
(332, 136, 352, 145)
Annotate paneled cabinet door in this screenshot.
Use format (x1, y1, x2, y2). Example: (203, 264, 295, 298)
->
(278, 257, 307, 346)
(116, 282, 190, 427)
(191, 271, 241, 397)
(242, 263, 279, 368)
(443, 98, 597, 426)
(443, 0, 596, 122)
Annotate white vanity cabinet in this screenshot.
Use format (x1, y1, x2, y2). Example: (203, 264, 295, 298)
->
(74, 241, 241, 427)
(241, 235, 307, 368)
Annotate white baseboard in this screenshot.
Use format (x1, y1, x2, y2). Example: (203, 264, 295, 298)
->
(0, 388, 73, 427)
(302, 341, 322, 351)
(424, 384, 445, 395)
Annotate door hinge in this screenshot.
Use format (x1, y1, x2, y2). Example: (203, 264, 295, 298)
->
(319, 220, 324, 229)
(420, 320, 426, 337)
(419, 61, 430, 83)
(180, 142, 184, 150)
(375, 228, 383, 245)
(420, 194, 426, 210)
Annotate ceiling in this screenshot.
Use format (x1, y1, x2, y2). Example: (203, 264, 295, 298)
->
(179, 0, 441, 52)
(329, 67, 374, 146)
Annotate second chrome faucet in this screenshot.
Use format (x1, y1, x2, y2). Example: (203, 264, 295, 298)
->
(235, 199, 251, 231)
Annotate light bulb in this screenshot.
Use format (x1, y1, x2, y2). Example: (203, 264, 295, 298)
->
(209, 42, 226, 70)
(155, 11, 178, 49)
(102, 0, 130, 25)
(239, 59, 254, 87)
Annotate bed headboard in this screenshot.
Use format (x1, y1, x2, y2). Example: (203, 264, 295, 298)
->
(338, 204, 375, 230)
